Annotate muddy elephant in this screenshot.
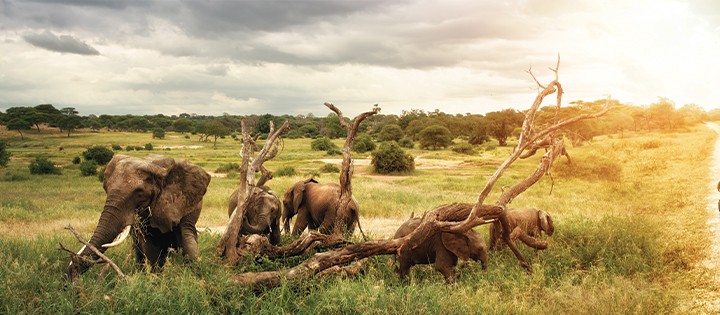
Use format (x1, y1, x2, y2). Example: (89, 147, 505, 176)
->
(282, 178, 359, 236)
(227, 185, 281, 245)
(393, 216, 488, 284)
(489, 208, 554, 250)
(67, 154, 211, 279)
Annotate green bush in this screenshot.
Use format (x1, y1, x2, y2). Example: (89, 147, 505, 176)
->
(184, 134, 190, 139)
(352, 134, 376, 153)
(371, 141, 415, 174)
(72, 156, 81, 164)
(451, 143, 476, 155)
(82, 146, 114, 165)
(98, 166, 106, 182)
(398, 137, 415, 149)
(126, 145, 134, 151)
(144, 143, 154, 150)
(111, 144, 123, 150)
(378, 124, 404, 142)
(0, 141, 11, 167)
(215, 163, 240, 173)
(28, 157, 61, 175)
(320, 163, 340, 173)
(311, 138, 338, 151)
(418, 125, 452, 150)
(327, 148, 342, 156)
(79, 160, 98, 176)
(275, 166, 297, 177)
(152, 128, 166, 139)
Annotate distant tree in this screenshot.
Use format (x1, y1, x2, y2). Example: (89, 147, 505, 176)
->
(34, 104, 62, 129)
(254, 114, 276, 134)
(59, 107, 79, 116)
(485, 109, 524, 146)
(6, 118, 32, 139)
(0, 141, 11, 167)
(87, 119, 103, 131)
(398, 109, 427, 130)
(205, 120, 230, 146)
(678, 103, 706, 126)
(352, 133, 376, 153)
(418, 125, 452, 150)
(647, 97, 680, 130)
(173, 118, 193, 133)
(5, 107, 42, 133)
(82, 146, 114, 165)
(377, 124, 404, 142)
(298, 123, 320, 138)
(152, 117, 173, 130)
(398, 136, 415, 149)
(322, 113, 347, 139)
(127, 117, 154, 132)
(371, 141, 415, 174)
(57, 114, 82, 137)
(152, 128, 166, 139)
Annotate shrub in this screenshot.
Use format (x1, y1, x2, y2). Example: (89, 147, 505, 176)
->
(152, 128, 166, 139)
(184, 134, 190, 139)
(29, 157, 61, 175)
(320, 163, 340, 173)
(451, 143, 476, 155)
(398, 137, 415, 149)
(311, 138, 338, 151)
(144, 143, 154, 150)
(98, 166, 106, 182)
(275, 166, 297, 177)
(82, 146, 114, 165)
(327, 148, 342, 156)
(377, 124, 404, 142)
(126, 146, 134, 151)
(352, 134, 376, 153)
(72, 156, 81, 164)
(469, 133, 490, 145)
(134, 146, 144, 151)
(0, 141, 11, 167)
(215, 163, 241, 173)
(111, 144, 123, 150)
(371, 141, 415, 174)
(418, 125, 452, 150)
(79, 160, 98, 176)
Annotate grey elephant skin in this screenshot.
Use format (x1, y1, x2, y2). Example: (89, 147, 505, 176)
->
(393, 217, 488, 284)
(227, 185, 281, 245)
(282, 178, 359, 235)
(67, 154, 211, 279)
(488, 208, 554, 250)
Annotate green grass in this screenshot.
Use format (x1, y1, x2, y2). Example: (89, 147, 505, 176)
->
(0, 125, 717, 313)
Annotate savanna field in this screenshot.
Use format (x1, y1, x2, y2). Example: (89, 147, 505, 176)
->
(0, 125, 718, 314)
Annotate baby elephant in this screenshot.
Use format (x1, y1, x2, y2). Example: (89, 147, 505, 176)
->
(227, 185, 282, 246)
(393, 217, 488, 284)
(489, 208, 554, 250)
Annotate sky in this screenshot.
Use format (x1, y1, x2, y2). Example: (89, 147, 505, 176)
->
(0, 0, 719, 117)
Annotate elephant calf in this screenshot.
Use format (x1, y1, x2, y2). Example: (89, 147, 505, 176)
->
(227, 185, 282, 246)
(394, 216, 488, 284)
(489, 208, 554, 250)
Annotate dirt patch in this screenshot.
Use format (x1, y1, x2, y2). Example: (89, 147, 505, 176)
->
(206, 172, 227, 178)
(156, 145, 204, 149)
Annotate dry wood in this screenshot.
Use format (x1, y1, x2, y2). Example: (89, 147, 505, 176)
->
(62, 225, 125, 279)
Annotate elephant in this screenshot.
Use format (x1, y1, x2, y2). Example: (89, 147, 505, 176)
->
(67, 154, 211, 279)
(282, 178, 359, 236)
(488, 208, 554, 250)
(393, 216, 488, 284)
(227, 185, 281, 246)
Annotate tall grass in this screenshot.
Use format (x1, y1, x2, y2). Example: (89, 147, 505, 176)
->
(0, 125, 717, 313)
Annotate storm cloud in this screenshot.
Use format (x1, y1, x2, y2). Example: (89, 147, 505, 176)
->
(23, 31, 100, 55)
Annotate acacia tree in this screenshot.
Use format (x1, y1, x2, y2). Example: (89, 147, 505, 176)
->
(230, 57, 609, 287)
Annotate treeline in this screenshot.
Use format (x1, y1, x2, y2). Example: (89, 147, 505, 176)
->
(1, 97, 717, 144)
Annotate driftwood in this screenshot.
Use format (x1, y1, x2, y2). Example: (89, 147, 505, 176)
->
(60, 225, 125, 279)
(230, 56, 609, 287)
(217, 119, 290, 264)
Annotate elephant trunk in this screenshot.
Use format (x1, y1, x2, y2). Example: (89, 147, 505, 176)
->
(67, 199, 133, 279)
(242, 217, 267, 234)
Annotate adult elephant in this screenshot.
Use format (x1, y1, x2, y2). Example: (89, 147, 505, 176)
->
(67, 154, 211, 279)
(282, 178, 359, 236)
(227, 185, 281, 245)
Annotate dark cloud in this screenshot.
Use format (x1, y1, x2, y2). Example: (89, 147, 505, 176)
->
(23, 31, 99, 55)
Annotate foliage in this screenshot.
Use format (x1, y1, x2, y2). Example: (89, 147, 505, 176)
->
(28, 157, 61, 175)
(310, 137, 338, 151)
(398, 136, 415, 148)
(326, 148, 342, 156)
(275, 166, 297, 177)
(111, 144, 122, 151)
(377, 124, 404, 142)
(82, 146, 114, 166)
(71, 156, 81, 164)
(351, 134, 376, 153)
(172, 118, 193, 133)
(144, 143, 154, 150)
(215, 163, 240, 173)
(371, 141, 415, 174)
(98, 166, 107, 182)
(79, 160, 98, 176)
(6, 118, 31, 139)
(451, 143, 476, 155)
(152, 128, 166, 139)
(204, 120, 231, 146)
(485, 109, 524, 146)
(418, 125, 452, 150)
(320, 163, 340, 173)
(0, 141, 11, 167)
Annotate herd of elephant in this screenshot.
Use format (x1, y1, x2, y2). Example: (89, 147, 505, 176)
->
(67, 154, 554, 283)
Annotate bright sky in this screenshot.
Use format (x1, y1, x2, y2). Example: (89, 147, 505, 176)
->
(0, 0, 718, 117)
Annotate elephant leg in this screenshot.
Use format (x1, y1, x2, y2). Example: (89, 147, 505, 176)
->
(269, 217, 281, 246)
(510, 227, 548, 250)
(292, 208, 311, 235)
(435, 249, 458, 284)
(479, 248, 488, 270)
(317, 217, 335, 234)
(398, 258, 412, 283)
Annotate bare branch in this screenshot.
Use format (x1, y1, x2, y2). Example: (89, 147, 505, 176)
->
(526, 66, 547, 89)
(64, 225, 125, 279)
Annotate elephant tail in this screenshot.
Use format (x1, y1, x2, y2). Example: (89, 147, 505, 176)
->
(355, 214, 367, 241)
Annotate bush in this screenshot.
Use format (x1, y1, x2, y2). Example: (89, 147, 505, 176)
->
(398, 137, 415, 149)
(327, 148, 342, 156)
(352, 134, 376, 153)
(469, 133, 490, 145)
(378, 124, 404, 142)
(98, 166, 106, 182)
(29, 157, 61, 175)
(0, 141, 11, 167)
(111, 144, 123, 150)
(82, 146, 114, 165)
(126, 146, 134, 151)
(152, 128, 166, 139)
(418, 125, 452, 150)
(311, 138, 338, 151)
(144, 143, 154, 150)
(79, 160, 98, 176)
(320, 163, 340, 173)
(1, 171, 28, 182)
(184, 134, 190, 139)
(72, 156, 81, 164)
(215, 163, 240, 173)
(275, 166, 297, 177)
(451, 143, 476, 155)
(371, 141, 415, 174)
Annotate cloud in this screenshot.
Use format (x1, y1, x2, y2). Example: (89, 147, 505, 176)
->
(23, 31, 100, 55)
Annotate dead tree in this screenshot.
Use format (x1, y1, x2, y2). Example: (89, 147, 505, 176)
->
(231, 56, 609, 287)
(324, 102, 380, 238)
(217, 119, 289, 265)
(519, 136, 571, 163)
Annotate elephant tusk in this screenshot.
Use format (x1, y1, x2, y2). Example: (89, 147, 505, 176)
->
(102, 225, 132, 248)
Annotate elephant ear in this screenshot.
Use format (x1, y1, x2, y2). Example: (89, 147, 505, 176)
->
(539, 210, 554, 236)
(441, 232, 472, 261)
(292, 181, 309, 213)
(148, 157, 211, 233)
